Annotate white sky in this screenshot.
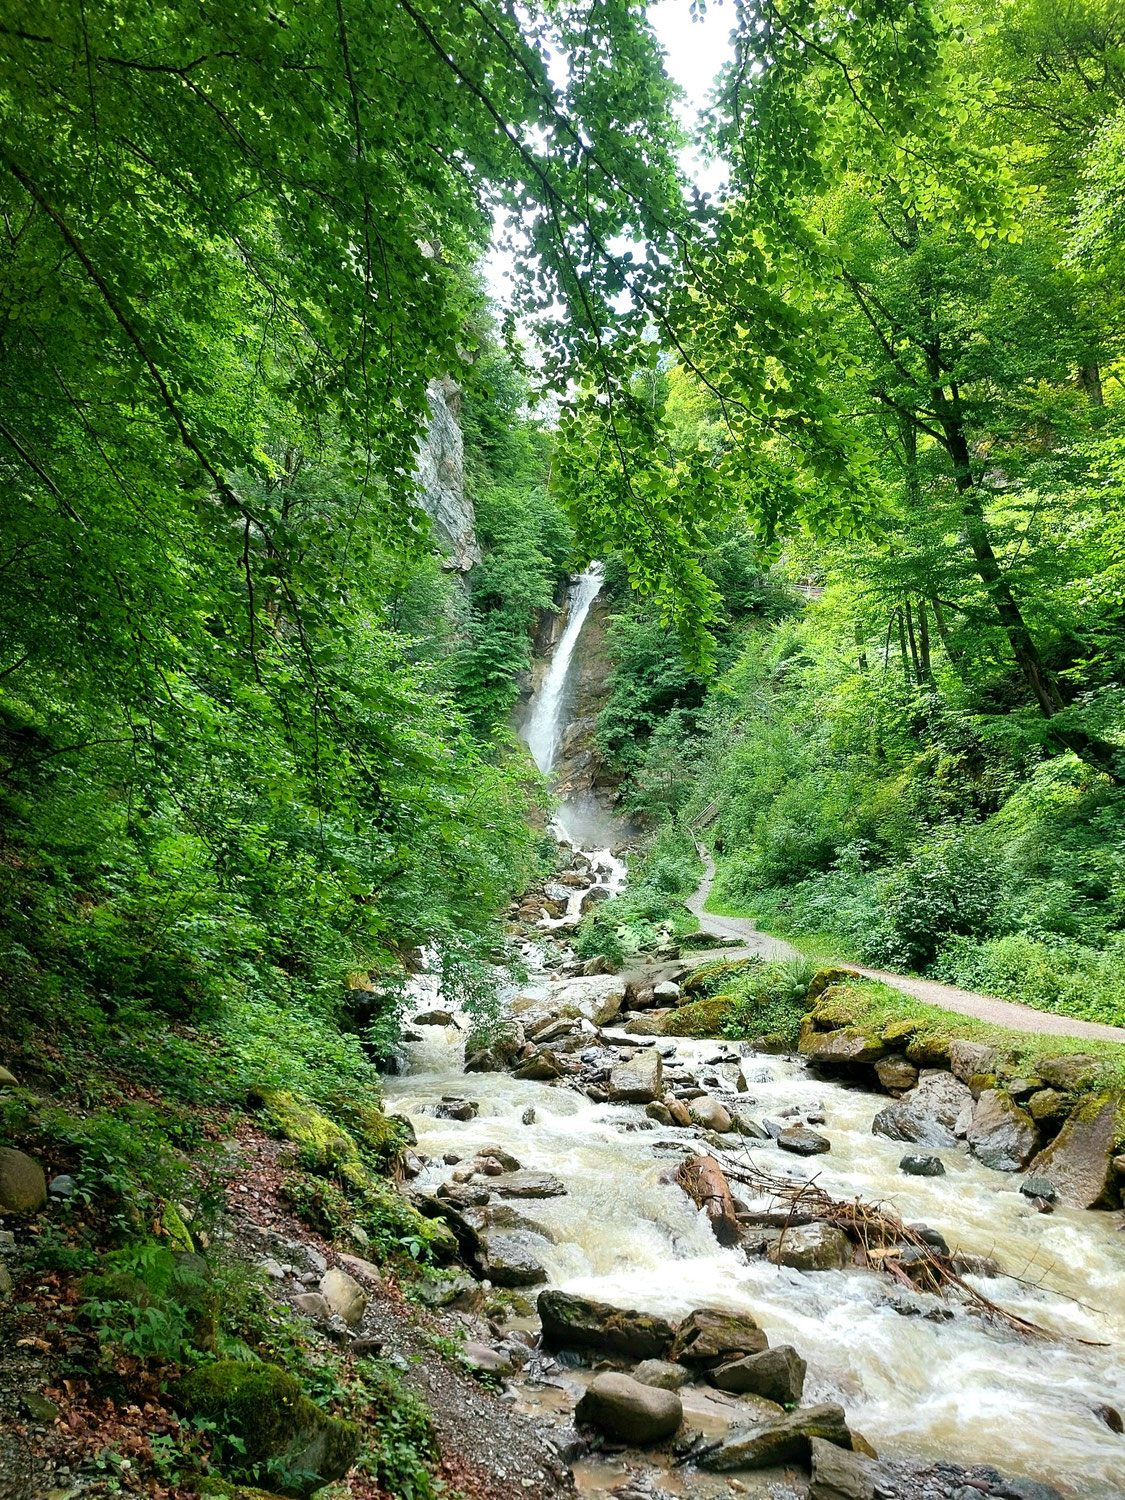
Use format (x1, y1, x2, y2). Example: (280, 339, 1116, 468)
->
(484, 0, 735, 305)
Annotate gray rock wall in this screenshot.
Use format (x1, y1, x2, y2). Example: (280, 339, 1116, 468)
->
(416, 376, 480, 571)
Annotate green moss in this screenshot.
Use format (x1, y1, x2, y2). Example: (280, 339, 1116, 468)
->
(661, 994, 737, 1037)
(905, 1032, 953, 1067)
(194, 1479, 289, 1500)
(681, 957, 762, 998)
(259, 1090, 363, 1176)
(807, 967, 861, 1004)
(173, 1361, 360, 1498)
(881, 1018, 921, 1045)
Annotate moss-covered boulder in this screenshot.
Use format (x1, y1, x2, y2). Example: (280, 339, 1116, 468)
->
(194, 1479, 289, 1500)
(799, 1022, 886, 1067)
(661, 995, 736, 1038)
(173, 1362, 360, 1498)
(904, 1032, 953, 1068)
(880, 1018, 921, 1046)
(1025, 1091, 1124, 1209)
(806, 968, 861, 1005)
(81, 1249, 217, 1350)
(0, 1147, 46, 1214)
(681, 958, 760, 999)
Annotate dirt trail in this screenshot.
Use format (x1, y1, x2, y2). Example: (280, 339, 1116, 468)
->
(688, 842, 1125, 1043)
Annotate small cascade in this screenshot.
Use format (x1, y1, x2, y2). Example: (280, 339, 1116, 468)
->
(523, 563, 604, 776)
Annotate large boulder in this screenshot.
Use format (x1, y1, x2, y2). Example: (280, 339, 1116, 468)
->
(608, 1051, 663, 1104)
(689, 1095, 732, 1133)
(800, 1025, 886, 1067)
(872, 1073, 972, 1148)
(699, 1403, 852, 1471)
(474, 1230, 547, 1288)
(768, 1224, 850, 1272)
(172, 1362, 360, 1498)
(949, 1040, 1001, 1084)
(709, 1346, 806, 1404)
(1025, 1092, 1123, 1209)
(632, 1359, 692, 1390)
(538, 1290, 676, 1360)
(874, 1056, 919, 1096)
(490, 1170, 567, 1198)
(778, 1126, 831, 1156)
(966, 1090, 1040, 1172)
(1034, 1054, 1102, 1092)
(0, 1149, 46, 1215)
(319, 1267, 366, 1327)
(513, 1051, 563, 1081)
(576, 1372, 682, 1445)
(668, 1307, 768, 1365)
(810, 1435, 875, 1499)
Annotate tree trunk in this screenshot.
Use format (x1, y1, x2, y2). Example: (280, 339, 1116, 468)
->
(897, 607, 911, 686)
(1078, 363, 1104, 407)
(855, 621, 868, 674)
(916, 595, 932, 680)
(904, 597, 922, 682)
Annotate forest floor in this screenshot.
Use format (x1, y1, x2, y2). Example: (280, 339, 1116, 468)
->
(688, 843, 1125, 1044)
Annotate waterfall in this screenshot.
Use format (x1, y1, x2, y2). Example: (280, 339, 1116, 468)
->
(523, 563, 604, 776)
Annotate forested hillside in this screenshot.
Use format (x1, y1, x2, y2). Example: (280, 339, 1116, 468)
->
(1, 1, 1124, 1497)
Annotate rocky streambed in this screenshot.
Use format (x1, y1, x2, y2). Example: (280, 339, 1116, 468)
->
(384, 940, 1125, 1500)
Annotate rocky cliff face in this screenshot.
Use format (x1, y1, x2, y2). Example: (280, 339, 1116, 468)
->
(523, 595, 618, 804)
(416, 376, 480, 571)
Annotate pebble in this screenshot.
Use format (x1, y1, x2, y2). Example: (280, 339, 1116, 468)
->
(48, 1175, 77, 1200)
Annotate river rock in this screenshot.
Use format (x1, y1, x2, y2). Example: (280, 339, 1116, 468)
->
(538, 1289, 677, 1360)
(415, 1009, 456, 1027)
(667, 1099, 692, 1127)
(699, 1402, 852, 1471)
(592, 991, 624, 1026)
(632, 1358, 692, 1390)
(1025, 1091, 1123, 1209)
(778, 1125, 831, 1156)
(800, 1025, 887, 1067)
(609, 1050, 663, 1104)
(1027, 1088, 1069, 1124)
(295, 1291, 332, 1321)
(0, 1149, 47, 1215)
(966, 1090, 1040, 1171)
(949, 1039, 1001, 1084)
(1019, 1175, 1057, 1203)
(0, 1065, 18, 1087)
(474, 1230, 547, 1287)
(769, 1223, 850, 1271)
(463, 1340, 515, 1375)
(709, 1345, 806, 1403)
(653, 979, 681, 1003)
(319, 1267, 366, 1327)
(899, 1153, 945, 1176)
(434, 1098, 479, 1121)
(576, 1371, 682, 1445)
(490, 1170, 567, 1198)
(872, 1073, 972, 1148)
(810, 1434, 875, 1499)
(514, 1050, 563, 1081)
(874, 1055, 919, 1096)
(689, 1095, 732, 1132)
(668, 1307, 768, 1364)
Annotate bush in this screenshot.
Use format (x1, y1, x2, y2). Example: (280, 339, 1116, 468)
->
(864, 829, 1002, 971)
(721, 959, 816, 1047)
(931, 933, 1125, 1028)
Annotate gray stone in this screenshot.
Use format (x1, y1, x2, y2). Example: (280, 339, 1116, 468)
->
(434, 1098, 479, 1120)
(810, 1435, 875, 1499)
(491, 1170, 567, 1199)
(899, 1154, 945, 1177)
(872, 1073, 972, 1148)
(513, 1050, 563, 1081)
(0, 1262, 11, 1298)
(966, 1090, 1040, 1172)
(778, 1125, 831, 1156)
(319, 1267, 366, 1327)
(949, 1039, 1001, 1084)
(463, 1341, 514, 1375)
(609, 1050, 663, 1104)
(415, 1009, 456, 1027)
(1019, 1175, 1057, 1203)
(699, 1402, 852, 1471)
(576, 1371, 682, 1445)
(1026, 1091, 1123, 1209)
(668, 1306, 768, 1364)
(538, 1289, 677, 1360)
(0, 1064, 17, 1087)
(632, 1358, 692, 1390)
(689, 1095, 732, 1133)
(874, 1055, 919, 1096)
(653, 980, 681, 1003)
(709, 1346, 806, 1403)
(416, 376, 480, 570)
(768, 1223, 850, 1272)
(0, 1148, 46, 1215)
(294, 1291, 332, 1320)
(592, 991, 624, 1027)
(47, 1175, 77, 1200)
(474, 1230, 547, 1288)
(1034, 1054, 1102, 1091)
(20, 1393, 60, 1423)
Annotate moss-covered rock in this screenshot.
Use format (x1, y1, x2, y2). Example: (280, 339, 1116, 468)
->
(808, 988, 859, 1031)
(81, 1249, 217, 1350)
(257, 1091, 377, 1192)
(806, 968, 861, 1005)
(173, 1362, 360, 1498)
(799, 1022, 886, 1066)
(880, 1018, 921, 1046)
(681, 958, 761, 999)
(904, 1032, 953, 1068)
(1026, 1091, 1124, 1209)
(0, 1147, 46, 1214)
(194, 1479, 289, 1500)
(660, 995, 736, 1038)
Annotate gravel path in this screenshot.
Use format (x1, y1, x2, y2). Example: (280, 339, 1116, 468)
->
(688, 842, 1125, 1043)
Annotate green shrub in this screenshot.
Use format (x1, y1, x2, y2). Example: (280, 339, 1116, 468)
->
(931, 933, 1125, 1028)
(721, 959, 815, 1047)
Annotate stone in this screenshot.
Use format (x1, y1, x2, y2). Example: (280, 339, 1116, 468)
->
(463, 1341, 514, 1376)
(800, 1026, 887, 1066)
(415, 1272, 484, 1311)
(667, 1099, 692, 1127)
(768, 1224, 850, 1272)
(646, 1101, 673, 1125)
(576, 1371, 682, 1445)
(521, 1107, 536, 1125)
(1027, 1088, 1069, 1124)
(778, 1126, 831, 1156)
(699, 1402, 852, 1471)
(0, 1263, 11, 1298)
(949, 1039, 1001, 1084)
(966, 1090, 1040, 1172)
(0, 1065, 17, 1087)
(416, 376, 480, 570)
(474, 1230, 547, 1288)
(490, 1170, 567, 1199)
(903, 1032, 952, 1067)
(1025, 1091, 1123, 1209)
(537, 1289, 677, 1360)
(319, 1267, 366, 1327)
(1093, 1402, 1123, 1434)
(810, 1435, 875, 1499)
(991, 1483, 1065, 1500)
(608, 1050, 663, 1104)
(871, 1073, 972, 1148)
(899, 1154, 945, 1177)
(731, 1114, 769, 1139)
(1034, 1054, 1102, 1091)
(47, 1174, 76, 1200)
(592, 991, 624, 1027)
(709, 1346, 806, 1403)
(1019, 1175, 1057, 1203)
(295, 1292, 332, 1321)
(668, 1307, 768, 1364)
(0, 1148, 47, 1215)
(513, 1050, 563, 1081)
(676, 1154, 740, 1246)
(172, 1361, 360, 1498)
(632, 1358, 692, 1390)
(414, 1009, 456, 1026)
(874, 1055, 919, 1096)
(653, 980, 681, 1003)
(434, 1098, 479, 1121)
(20, 1392, 60, 1423)
(689, 1095, 732, 1133)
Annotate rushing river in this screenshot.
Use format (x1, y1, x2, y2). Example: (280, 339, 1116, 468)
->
(386, 971, 1125, 1497)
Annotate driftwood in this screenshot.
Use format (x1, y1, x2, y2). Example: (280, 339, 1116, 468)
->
(676, 1153, 740, 1246)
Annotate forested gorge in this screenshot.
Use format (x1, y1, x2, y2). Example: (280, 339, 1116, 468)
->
(1, 2, 1125, 1499)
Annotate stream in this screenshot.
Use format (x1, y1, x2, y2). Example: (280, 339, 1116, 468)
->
(384, 567, 1125, 1498)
